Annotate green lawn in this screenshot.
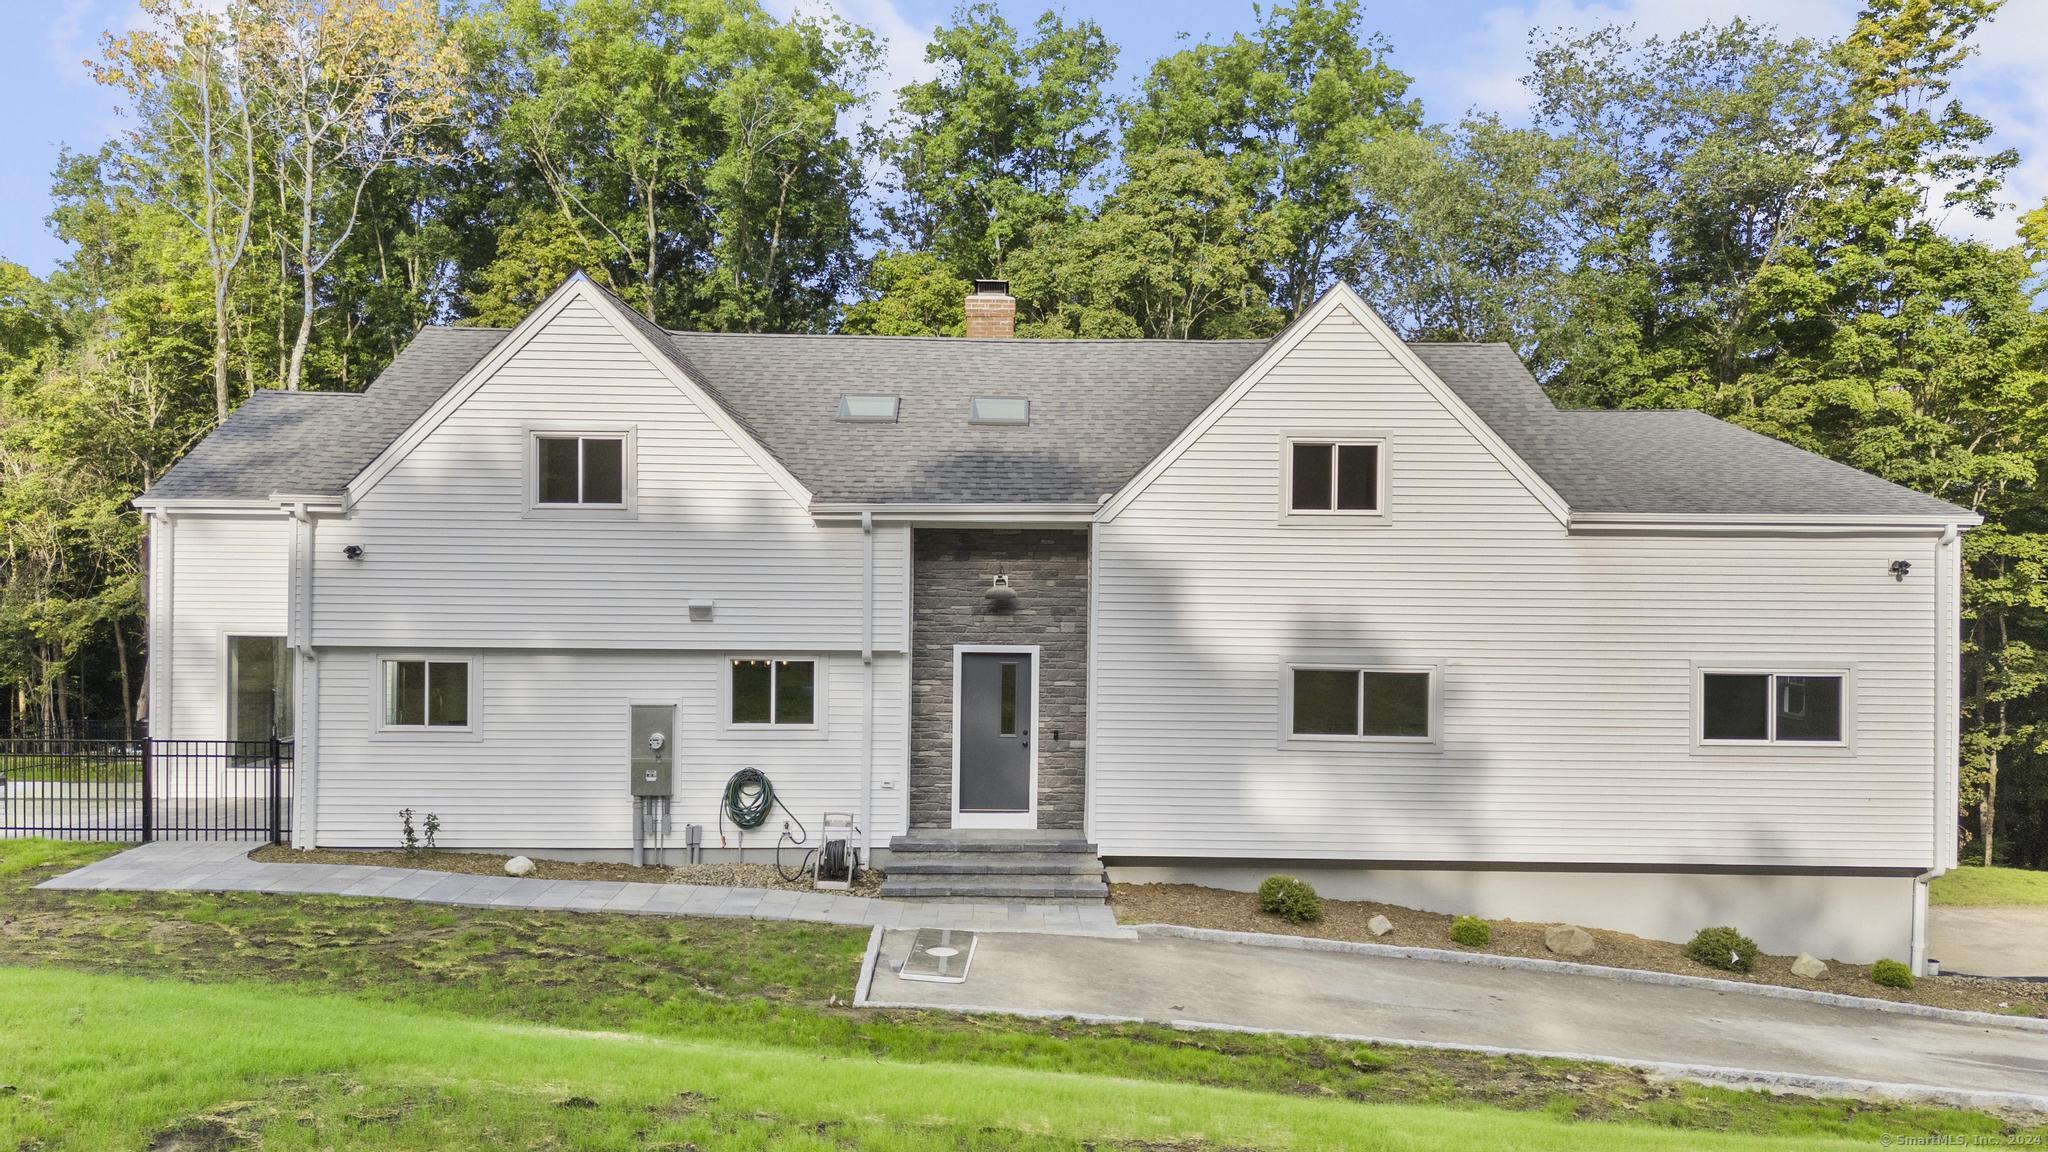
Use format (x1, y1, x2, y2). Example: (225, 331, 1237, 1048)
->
(0, 839, 2037, 1150)
(1931, 865, 2048, 906)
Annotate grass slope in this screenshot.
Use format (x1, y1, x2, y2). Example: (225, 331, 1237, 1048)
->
(0, 966, 1919, 1151)
(1, 840, 2039, 1148)
(1932, 865, 2048, 907)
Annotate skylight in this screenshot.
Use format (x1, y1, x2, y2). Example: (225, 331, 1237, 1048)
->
(838, 395, 899, 423)
(969, 397, 1030, 425)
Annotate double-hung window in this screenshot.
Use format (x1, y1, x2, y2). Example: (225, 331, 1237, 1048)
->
(1287, 440, 1382, 514)
(382, 658, 471, 729)
(730, 658, 817, 727)
(1288, 665, 1434, 741)
(534, 433, 627, 507)
(1700, 671, 1845, 744)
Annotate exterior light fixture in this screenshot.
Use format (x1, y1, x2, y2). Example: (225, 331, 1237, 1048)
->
(342, 544, 366, 560)
(1889, 560, 1912, 582)
(984, 573, 1018, 610)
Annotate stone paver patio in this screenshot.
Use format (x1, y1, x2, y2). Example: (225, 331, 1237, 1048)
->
(37, 840, 1131, 937)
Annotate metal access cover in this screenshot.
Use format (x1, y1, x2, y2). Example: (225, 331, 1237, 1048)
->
(898, 928, 977, 983)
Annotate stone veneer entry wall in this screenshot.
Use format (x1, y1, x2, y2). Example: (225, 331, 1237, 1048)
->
(910, 528, 1088, 830)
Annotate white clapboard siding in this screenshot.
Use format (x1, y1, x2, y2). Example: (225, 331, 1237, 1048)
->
(313, 295, 910, 652)
(165, 515, 292, 738)
(1093, 307, 1942, 870)
(313, 649, 908, 849)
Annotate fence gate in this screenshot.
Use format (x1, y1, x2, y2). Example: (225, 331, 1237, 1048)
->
(0, 737, 292, 843)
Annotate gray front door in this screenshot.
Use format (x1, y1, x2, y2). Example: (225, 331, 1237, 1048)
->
(957, 651, 1033, 820)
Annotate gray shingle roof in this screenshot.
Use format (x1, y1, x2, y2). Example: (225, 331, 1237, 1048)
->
(144, 312, 1970, 521)
(1407, 343, 1966, 518)
(667, 331, 1269, 503)
(145, 326, 506, 501)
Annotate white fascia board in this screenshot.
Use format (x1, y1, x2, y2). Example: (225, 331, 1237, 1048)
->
(810, 502, 1098, 527)
(344, 275, 811, 512)
(1098, 284, 1572, 526)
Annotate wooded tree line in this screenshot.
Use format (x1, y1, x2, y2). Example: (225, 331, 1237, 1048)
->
(2, 0, 2044, 865)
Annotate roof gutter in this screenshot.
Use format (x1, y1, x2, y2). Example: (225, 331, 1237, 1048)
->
(810, 502, 1099, 527)
(131, 493, 349, 516)
(1567, 511, 1982, 535)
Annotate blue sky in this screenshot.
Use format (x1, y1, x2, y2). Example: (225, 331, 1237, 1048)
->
(6, 0, 2044, 275)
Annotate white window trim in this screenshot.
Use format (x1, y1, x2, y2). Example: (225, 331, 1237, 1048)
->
(370, 652, 483, 742)
(719, 654, 829, 739)
(1279, 434, 1390, 524)
(1691, 664, 1854, 752)
(523, 426, 637, 519)
(1278, 660, 1442, 750)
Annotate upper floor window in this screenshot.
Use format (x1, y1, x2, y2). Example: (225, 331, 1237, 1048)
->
(535, 433, 626, 506)
(1289, 440, 1381, 513)
(1700, 671, 1844, 744)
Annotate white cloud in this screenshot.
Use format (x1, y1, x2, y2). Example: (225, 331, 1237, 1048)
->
(766, 0, 937, 134)
(46, 0, 102, 85)
(1452, 0, 2045, 244)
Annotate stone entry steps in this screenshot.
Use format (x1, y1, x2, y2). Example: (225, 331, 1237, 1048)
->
(881, 832, 1108, 904)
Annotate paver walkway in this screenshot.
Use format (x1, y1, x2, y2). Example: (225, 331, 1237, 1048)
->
(38, 841, 1129, 937)
(866, 928, 2048, 1109)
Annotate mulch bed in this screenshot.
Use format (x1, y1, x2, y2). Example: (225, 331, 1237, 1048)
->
(1109, 881, 2048, 1019)
(247, 846, 885, 895)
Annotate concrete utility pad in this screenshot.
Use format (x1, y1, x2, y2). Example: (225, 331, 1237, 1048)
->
(1930, 907, 2048, 978)
(869, 929, 2048, 1105)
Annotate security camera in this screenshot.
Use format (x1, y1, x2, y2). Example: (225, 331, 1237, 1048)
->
(342, 544, 366, 561)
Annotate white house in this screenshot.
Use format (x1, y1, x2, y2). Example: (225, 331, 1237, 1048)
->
(135, 274, 1976, 967)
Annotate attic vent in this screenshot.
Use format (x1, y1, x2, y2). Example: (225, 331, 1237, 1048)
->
(838, 395, 899, 423)
(969, 397, 1029, 425)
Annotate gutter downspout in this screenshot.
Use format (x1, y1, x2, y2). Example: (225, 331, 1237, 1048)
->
(1912, 522, 1962, 975)
(287, 505, 319, 850)
(152, 513, 176, 739)
(860, 511, 875, 867)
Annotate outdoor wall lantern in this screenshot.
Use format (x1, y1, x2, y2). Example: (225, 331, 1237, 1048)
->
(984, 573, 1018, 610)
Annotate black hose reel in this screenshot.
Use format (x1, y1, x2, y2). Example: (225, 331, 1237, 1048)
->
(719, 767, 859, 886)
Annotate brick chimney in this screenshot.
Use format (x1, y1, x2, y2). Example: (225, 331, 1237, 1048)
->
(964, 279, 1016, 339)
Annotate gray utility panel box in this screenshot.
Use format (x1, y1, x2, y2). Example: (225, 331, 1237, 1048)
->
(630, 704, 675, 797)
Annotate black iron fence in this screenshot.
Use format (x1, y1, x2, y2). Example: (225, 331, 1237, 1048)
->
(0, 737, 291, 843)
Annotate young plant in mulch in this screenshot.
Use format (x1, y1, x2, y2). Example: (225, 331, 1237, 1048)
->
(1685, 925, 1759, 973)
(1870, 959, 1915, 989)
(1448, 916, 1491, 947)
(1256, 875, 1323, 924)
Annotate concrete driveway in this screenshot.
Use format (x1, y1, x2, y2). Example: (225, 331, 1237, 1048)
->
(867, 928, 2048, 1109)
(1930, 906, 2048, 978)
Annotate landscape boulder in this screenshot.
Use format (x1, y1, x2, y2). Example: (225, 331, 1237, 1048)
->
(504, 855, 535, 877)
(1366, 914, 1394, 937)
(1790, 953, 1828, 979)
(1543, 924, 1596, 957)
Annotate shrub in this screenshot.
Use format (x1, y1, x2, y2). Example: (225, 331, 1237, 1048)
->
(1448, 915, 1492, 948)
(1870, 959, 1915, 989)
(1257, 875, 1322, 924)
(1685, 925, 1759, 973)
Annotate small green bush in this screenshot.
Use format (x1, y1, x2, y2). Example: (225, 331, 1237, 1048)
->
(1684, 925, 1759, 973)
(1448, 915, 1492, 947)
(1256, 875, 1323, 924)
(1870, 959, 1915, 989)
